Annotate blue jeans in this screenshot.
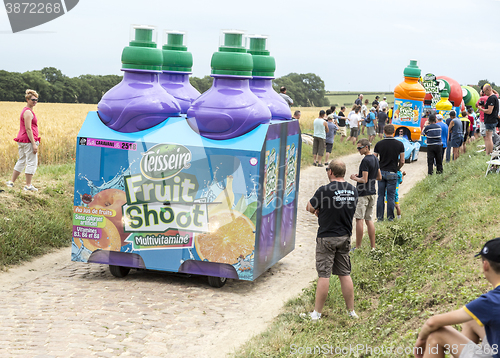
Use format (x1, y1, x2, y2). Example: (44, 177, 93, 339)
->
(377, 171, 398, 221)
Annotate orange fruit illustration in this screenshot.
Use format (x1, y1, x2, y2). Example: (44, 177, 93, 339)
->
(195, 210, 255, 264)
(82, 218, 121, 251)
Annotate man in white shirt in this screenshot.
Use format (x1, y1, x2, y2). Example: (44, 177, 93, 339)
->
(361, 99, 369, 135)
(379, 96, 389, 112)
(347, 106, 362, 145)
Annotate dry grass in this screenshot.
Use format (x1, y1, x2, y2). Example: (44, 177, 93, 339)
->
(0, 102, 97, 175)
(292, 106, 329, 133)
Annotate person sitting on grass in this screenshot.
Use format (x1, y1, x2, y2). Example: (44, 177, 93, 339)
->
(414, 238, 500, 358)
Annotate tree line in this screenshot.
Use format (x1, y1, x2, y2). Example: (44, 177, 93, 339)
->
(0, 67, 330, 107)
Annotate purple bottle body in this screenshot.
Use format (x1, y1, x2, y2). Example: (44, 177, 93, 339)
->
(159, 71, 201, 114)
(186, 75, 272, 140)
(97, 70, 181, 133)
(250, 77, 291, 120)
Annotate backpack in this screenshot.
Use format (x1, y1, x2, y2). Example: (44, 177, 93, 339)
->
(365, 112, 372, 124)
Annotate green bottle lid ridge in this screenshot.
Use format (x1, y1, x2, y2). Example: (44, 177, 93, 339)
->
(211, 31, 253, 76)
(162, 31, 193, 72)
(122, 26, 163, 71)
(248, 36, 275, 77)
(403, 59, 421, 78)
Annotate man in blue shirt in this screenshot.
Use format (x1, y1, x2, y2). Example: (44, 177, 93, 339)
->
(414, 238, 500, 358)
(366, 107, 377, 144)
(422, 114, 443, 175)
(436, 114, 448, 162)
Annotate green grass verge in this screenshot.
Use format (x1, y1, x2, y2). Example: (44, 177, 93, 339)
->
(234, 144, 498, 358)
(0, 163, 75, 268)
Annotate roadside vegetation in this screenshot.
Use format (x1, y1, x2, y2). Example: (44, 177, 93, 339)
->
(234, 143, 499, 357)
(0, 163, 74, 268)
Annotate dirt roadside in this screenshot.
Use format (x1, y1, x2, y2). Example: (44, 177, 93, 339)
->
(0, 150, 428, 358)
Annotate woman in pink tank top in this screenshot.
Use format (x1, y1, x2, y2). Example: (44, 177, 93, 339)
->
(6, 89, 41, 191)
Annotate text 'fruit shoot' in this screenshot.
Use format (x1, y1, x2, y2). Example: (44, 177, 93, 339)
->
(123, 143, 209, 234)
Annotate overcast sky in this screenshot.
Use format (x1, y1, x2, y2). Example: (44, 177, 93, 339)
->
(1, 0, 499, 91)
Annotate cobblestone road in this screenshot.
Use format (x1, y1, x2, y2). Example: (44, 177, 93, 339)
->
(0, 152, 427, 358)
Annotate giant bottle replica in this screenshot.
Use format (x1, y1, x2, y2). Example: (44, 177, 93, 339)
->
(186, 30, 272, 140)
(393, 60, 426, 141)
(73, 27, 301, 286)
(159, 31, 201, 114)
(247, 35, 291, 120)
(435, 80, 453, 119)
(97, 25, 181, 133)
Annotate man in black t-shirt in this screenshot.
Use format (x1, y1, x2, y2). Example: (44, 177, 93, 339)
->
(338, 106, 347, 142)
(355, 94, 363, 106)
(302, 160, 358, 321)
(373, 124, 405, 221)
(376, 107, 388, 139)
(372, 96, 380, 111)
(478, 84, 499, 154)
(350, 139, 381, 250)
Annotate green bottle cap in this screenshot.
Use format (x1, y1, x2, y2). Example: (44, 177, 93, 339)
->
(122, 25, 163, 71)
(162, 31, 193, 73)
(403, 59, 421, 78)
(211, 30, 253, 77)
(247, 35, 275, 77)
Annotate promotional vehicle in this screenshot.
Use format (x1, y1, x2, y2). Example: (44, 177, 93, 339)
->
(71, 27, 300, 287)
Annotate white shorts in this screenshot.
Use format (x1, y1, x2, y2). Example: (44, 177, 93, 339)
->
(14, 141, 39, 175)
(459, 336, 494, 358)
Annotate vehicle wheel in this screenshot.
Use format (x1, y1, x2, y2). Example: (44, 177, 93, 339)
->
(207, 276, 227, 288)
(109, 265, 130, 278)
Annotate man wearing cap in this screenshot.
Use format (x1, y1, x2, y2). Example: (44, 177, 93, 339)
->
(478, 84, 499, 155)
(379, 96, 389, 112)
(366, 107, 377, 143)
(414, 238, 500, 358)
(350, 139, 381, 250)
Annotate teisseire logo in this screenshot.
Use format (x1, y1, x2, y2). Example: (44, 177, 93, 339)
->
(140, 144, 192, 180)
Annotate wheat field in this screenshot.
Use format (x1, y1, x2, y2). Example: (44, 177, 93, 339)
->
(0, 102, 97, 175)
(0, 102, 334, 175)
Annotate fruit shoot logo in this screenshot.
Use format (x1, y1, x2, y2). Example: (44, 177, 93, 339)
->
(399, 102, 415, 122)
(4, 0, 78, 33)
(422, 73, 440, 108)
(123, 143, 208, 240)
(264, 148, 278, 207)
(285, 143, 296, 196)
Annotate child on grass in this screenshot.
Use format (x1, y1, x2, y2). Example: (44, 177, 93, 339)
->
(414, 238, 500, 358)
(385, 170, 406, 219)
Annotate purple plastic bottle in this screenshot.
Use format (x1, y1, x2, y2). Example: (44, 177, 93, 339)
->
(186, 30, 271, 140)
(248, 35, 291, 120)
(97, 25, 181, 133)
(159, 31, 200, 114)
